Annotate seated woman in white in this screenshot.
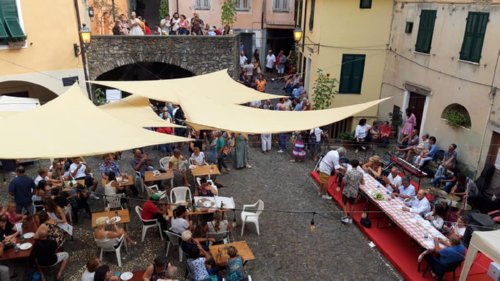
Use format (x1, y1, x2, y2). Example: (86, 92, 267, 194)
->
(189, 147, 207, 166)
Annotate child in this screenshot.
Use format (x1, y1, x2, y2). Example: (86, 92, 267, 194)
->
(226, 246, 248, 281)
(4, 202, 26, 224)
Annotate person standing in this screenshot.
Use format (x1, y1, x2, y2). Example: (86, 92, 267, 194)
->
(8, 166, 35, 214)
(234, 133, 248, 169)
(401, 108, 417, 142)
(310, 127, 324, 161)
(276, 50, 287, 75)
(317, 148, 347, 199)
(160, 14, 171, 35)
(170, 13, 180, 35)
(341, 159, 364, 224)
(128, 12, 144, 35)
(265, 50, 276, 73)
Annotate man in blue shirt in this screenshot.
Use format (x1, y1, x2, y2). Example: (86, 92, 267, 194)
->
(425, 234, 465, 280)
(8, 166, 35, 214)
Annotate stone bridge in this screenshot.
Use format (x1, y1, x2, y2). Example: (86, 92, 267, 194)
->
(86, 35, 239, 80)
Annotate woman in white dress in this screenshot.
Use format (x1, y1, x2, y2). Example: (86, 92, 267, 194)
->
(128, 12, 144, 35)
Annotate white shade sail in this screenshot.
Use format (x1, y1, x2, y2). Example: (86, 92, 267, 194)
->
(88, 69, 285, 105)
(0, 85, 190, 159)
(100, 95, 183, 128)
(459, 230, 500, 281)
(0, 95, 40, 111)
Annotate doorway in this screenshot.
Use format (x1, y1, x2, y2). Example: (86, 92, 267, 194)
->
(486, 131, 500, 167)
(135, 0, 160, 28)
(240, 33, 253, 61)
(407, 92, 426, 132)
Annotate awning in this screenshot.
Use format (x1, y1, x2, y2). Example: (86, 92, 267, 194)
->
(459, 230, 500, 281)
(99, 95, 183, 128)
(89, 69, 285, 105)
(0, 85, 191, 159)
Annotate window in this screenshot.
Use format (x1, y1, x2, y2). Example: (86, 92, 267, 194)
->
(194, 0, 211, 10)
(339, 54, 366, 94)
(360, 0, 372, 9)
(415, 10, 436, 53)
(0, 0, 26, 45)
(405, 22, 414, 34)
(309, 0, 315, 31)
(460, 12, 489, 63)
(273, 0, 289, 12)
(441, 103, 471, 128)
(235, 0, 250, 11)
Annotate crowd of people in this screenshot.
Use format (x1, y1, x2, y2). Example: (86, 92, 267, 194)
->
(112, 12, 233, 36)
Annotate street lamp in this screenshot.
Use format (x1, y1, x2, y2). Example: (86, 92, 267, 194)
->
(293, 26, 303, 43)
(74, 24, 91, 56)
(293, 26, 319, 54)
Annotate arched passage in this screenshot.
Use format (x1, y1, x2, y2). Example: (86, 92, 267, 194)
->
(0, 81, 58, 104)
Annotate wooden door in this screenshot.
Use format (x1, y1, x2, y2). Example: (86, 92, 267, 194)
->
(408, 92, 426, 131)
(486, 132, 500, 166)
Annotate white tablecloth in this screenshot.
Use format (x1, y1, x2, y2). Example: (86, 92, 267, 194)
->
(194, 196, 235, 209)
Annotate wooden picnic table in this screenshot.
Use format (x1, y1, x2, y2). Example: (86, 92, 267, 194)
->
(0, 218, 38, 261)
(144, 170, 174, 182)
(91, 209, 130, 228)
(101, 175, 134, 187)
(191, 165, 220, 177)
(210, 241, 255, 267)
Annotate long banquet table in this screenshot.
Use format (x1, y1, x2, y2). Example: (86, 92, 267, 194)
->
(360, 173, 448, 250)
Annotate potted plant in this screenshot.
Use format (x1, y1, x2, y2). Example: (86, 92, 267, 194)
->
(339, 131, 354, 148)
(443, 109, 470, 128)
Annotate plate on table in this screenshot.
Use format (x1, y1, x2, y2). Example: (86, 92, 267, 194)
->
(197, 198, 215, 208)
(19, 242, 32, 250)
(120, 272, 133, 281)
(23, 232, 35, 239)
(189, 165, 197, 170)
(106, 216, 121, 224)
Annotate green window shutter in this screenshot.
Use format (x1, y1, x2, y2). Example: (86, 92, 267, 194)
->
(339, 54, 365, 94)
(0, 20, 8, 40)
(0, 0, 26, 41)
(415, 10, 436, 53)
(460, 12, 489, 63)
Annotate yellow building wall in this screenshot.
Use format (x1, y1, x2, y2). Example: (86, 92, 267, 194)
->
(302, 0, 392, 120)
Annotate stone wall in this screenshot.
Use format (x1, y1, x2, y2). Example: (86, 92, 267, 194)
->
(86, 35, 240, 80)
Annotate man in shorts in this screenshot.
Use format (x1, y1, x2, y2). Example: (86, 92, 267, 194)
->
(341, 159, 364, 224)
(317, 147, 346, 199)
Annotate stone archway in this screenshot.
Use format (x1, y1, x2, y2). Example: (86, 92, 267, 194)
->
(0, 80, 58, 104)
(87, 35, 239, 80)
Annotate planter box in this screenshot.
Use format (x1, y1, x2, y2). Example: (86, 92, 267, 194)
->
(8, 41, 26, 49)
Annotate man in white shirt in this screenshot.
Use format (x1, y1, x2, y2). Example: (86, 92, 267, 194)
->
(310, 127, 324, 160)
(317, 147, 346, 199)
(34, 168, 50, 186)
(383, 167, 402, 193)
(403, 190, 431, 215)
(392, 176, 415, 200)
(265, 50, 276, 73)
(239, 51, 247, 68)
(69, 157, 87, 180)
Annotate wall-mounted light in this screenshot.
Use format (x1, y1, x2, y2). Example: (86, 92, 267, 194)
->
(74, 24, 92, 57)
(293, 26, 319, 54)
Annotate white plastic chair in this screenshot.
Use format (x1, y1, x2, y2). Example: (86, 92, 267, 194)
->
(106, 193, 126, 210)
(240, 200, 264, 236)
(170, 186, 192, 205)
(135, 206, 163, 242)
(159, 156, 171, 169)
(134, 171, 144, 193)
(145, 184, 167, 201)
(206, 229, 230, 245)
(164, 230, 183, 262)
(195, 177, 218, 195)
(95, 235, 128, 267)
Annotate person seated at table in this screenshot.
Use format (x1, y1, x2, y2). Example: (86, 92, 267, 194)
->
(190, 147, 207, 166)
(93, 264, 119, 281)
(425, 203, 446, 232)
(94, 217, 136, 247)
(205, 257, 222, 281)
(4, 201, 26, 225)
(141, 194, 168, 231)
(379, 121, 392, 146)
(84, 167, 101, 200)
(392, 176, 416, 201)
(49, 160, 65, 186)
(443, 216, 467, 238)
(0, 216, 18, 245)
(71, 184, 91, 224)
(36, 211, 66, 250)
(362, 155, 383, 182)
(99, 153, 121, 180)
(368, 121, 380, 143)
(33, 180, 48, 213)
(0, 241, 11, 281)
(382, 167, 402, 193)
(33, 226, 69, 281)
(51, 188, 70, 209)
(69, 157, 87, 180)
(34, 168, 51, 186)
(44, 198, 68, 224)
(227, 246, 249, 281)
(169, 149, 190, 186)
(397, 133, 430, 162)
(130, 149, 153, 177)
(104, 171, 127, 202)
(424, 234, 465, 281)
(204, 210, 231, 244)
(170, 206, 192, 234)
(142, 255, 178, 281)
(403, 190, 431, 215)
(195, 178, 218, 197)
(184, 236, 212, 281)
(449, 173, 467, 200)
(81, 256, 100, 281)
(181, 230, 213, 255)
(341, 159, 365, 224)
